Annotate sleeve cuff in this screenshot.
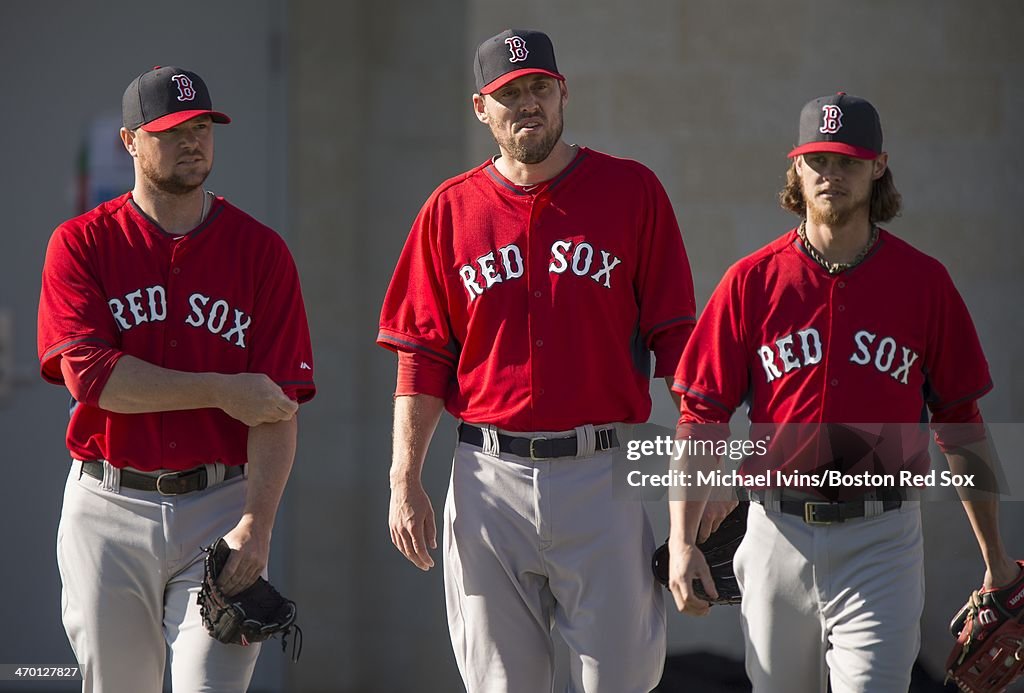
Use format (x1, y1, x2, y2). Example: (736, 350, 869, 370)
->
(396, 350, 454, 399)
(377, 328, 459, 369)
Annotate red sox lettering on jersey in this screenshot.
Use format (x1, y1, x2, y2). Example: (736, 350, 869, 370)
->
(379, 149, 696, 431)
(758, 326, 920, 385)
(459, 240, 622, 300)
(107, 286, 253, 347)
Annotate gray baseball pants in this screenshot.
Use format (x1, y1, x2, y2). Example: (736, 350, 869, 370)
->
(444, 423, 666, 693)
(735, 496, 924, 693)
(57, 459, 260, 693)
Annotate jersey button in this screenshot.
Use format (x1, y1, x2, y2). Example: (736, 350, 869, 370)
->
(533, 291, 542, 298)
(838, 305, 846, 312)
(535, 339, 544, 347)
(830, 379, 839, 387)
(538, 388, 546, 396)
(173, 268, 181, 275)
(169, 340, 178, 347)
(169, 441, 177, 449)
(838, 281, 846, 289)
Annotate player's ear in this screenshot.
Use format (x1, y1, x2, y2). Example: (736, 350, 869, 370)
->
(559, 80, 568, 106)
(120, 127, 138, 157)
(871, 152, 888, 180)
(472, 93, 489, 124)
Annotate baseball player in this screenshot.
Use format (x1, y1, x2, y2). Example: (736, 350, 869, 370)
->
(378, 29, 697, 693)
(37, 66, 315, 692)
(667, 93, 1019, 692)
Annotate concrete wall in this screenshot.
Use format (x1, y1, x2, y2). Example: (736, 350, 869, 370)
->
(285, 1, 468, 690)
(1, 1, 1021, 691)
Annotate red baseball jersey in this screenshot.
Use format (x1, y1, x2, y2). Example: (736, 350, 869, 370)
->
(38, 193, 316, 471)
(674, 228, 991, 477)
(378, 148, 696, 432)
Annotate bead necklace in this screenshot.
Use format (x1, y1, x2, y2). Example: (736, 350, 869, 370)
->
(797, 220, 878, 275)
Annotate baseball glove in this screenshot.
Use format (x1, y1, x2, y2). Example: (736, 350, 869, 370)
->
(652, 502, 748, 605)
(945, 560, 1024, 692)
(197, 537, 302, 661)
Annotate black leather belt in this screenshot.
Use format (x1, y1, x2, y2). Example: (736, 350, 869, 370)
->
(80, 460, 244, 495)
(750, 489, 903, 525)
(458, 423, 619, 460)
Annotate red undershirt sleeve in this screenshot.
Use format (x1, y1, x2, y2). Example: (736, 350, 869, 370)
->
(395, 350, 455, 399)
(58, 343, 124, 407)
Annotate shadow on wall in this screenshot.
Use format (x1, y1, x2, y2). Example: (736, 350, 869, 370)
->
(654, 652, 955, 692)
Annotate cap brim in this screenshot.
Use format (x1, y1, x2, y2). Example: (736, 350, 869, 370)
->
(141, 110, 231, 132)
(480, 68, 565, 95)
(788, 141, 878, 160)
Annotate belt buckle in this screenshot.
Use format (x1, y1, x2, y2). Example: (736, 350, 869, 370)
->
(803, 501, 834, 525)
(156, 468, 203, 496)
(596, 428, 612, 450)
(529, 437, 547, 461)
(156, 471, 185, 496)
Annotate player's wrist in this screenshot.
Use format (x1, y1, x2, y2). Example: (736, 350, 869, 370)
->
(201, 372, 233, 411)
(388, 465, 424, 489)
(668, 533, 698, 551)
(978, 541, 1009, 566)
(389, 475, 423, 492)
(984, 556, 1019, 589)
(234, 512, 273, 543)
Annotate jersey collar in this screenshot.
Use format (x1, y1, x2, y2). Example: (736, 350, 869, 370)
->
(484, 146, 588, 196)
(127, 194, 222, 242)
(791, 226, 887, 278)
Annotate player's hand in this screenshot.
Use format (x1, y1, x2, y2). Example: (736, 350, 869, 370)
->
(697, 485, 738, 544)
(667, 537, 714, 616)
(219, 373, 298, 427)
(217, 516, 271, 596)
(389, 479, 437, 571)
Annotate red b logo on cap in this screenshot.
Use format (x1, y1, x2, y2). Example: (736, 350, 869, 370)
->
(820, 105, 843, 134)
(504, 36, 529, 63)
(171, 74, 197, 102)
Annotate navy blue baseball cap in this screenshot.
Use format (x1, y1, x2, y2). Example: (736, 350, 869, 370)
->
(474, 29, 565, 95)
(122, 66, 231, 132)
(788, 92, 882, 160)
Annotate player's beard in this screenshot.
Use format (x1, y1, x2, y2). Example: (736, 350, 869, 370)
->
(139, 157, 212, 196)
(805, 185, 871, 227)
(495, 102, 565, 165)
